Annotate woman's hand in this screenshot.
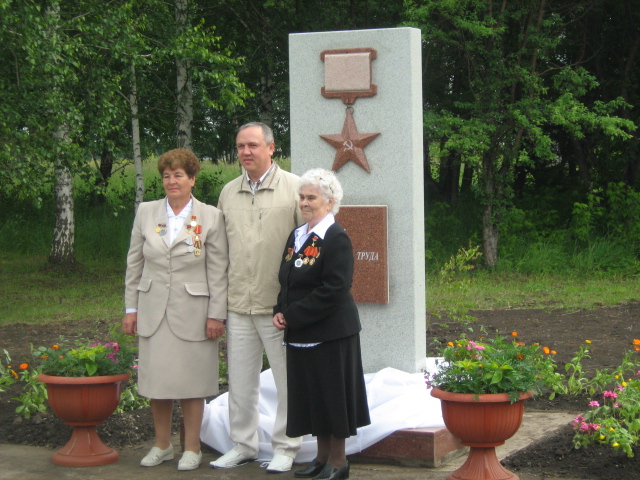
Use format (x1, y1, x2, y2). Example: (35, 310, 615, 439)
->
(122, 312, 138, 336)
(206, 318, 225, 339)
(273, 312, 287, 330)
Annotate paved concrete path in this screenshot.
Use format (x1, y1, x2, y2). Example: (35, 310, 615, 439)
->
(0, 410, 580, 480)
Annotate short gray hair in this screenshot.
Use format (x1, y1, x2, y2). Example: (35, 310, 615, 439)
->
(237, 122, 274, 144)
(299, 168, 344, 214)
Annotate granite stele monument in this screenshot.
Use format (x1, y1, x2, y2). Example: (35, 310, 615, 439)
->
(289, 27, 426, 374)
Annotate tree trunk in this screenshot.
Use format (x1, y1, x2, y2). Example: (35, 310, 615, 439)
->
(175, 0, 193, 150)
(259, 67, 274, 127)
(513, 164, 527, 199)
(97, 146, 114, 187)
(438, 155, 453, 203)
(460, 163, 474, 195)
(423, 140, 440, 203)
(482, 203, 498, 269)
(130, 63, 144, 212)
(481, 154, 498, 269)
(47, 2, 76, 265)
(49, 154, 76, 265)
(449, 156, 460, 206)
(572, 137, 593, 191)
(631, 151, 640, 186)
(620, 31, 640, 185)
(91, 145, 113, 205)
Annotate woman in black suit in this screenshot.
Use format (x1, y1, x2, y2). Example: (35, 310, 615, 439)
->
(273, 168, 370, 480)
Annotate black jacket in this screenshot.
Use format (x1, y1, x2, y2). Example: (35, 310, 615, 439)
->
(274, 222, 361, 343)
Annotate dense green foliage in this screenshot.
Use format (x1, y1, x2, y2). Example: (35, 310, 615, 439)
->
(0, 0, 247, 190)
(0, 0, 639, 273)
(408, 0, 637, 267)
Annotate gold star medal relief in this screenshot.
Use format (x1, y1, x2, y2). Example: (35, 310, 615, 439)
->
(319, 48, 380, 174)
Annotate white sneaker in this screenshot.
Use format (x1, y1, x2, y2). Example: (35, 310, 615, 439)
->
(177, 450, 202, 471)
(140, 445, 174, 467)
(209, 447, 255, 469)
(266, 454, 294, 473)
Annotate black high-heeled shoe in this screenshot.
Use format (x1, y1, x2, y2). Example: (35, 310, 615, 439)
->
(313, 461, 350, 480)
(294, 459, 326, 478)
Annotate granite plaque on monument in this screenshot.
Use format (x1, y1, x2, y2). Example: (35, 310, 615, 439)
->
(336, 206, 388, 304)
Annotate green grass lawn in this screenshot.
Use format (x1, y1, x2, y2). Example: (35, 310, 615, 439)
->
(0, 254, 125, 325)
(2, 251, 639, 327)
(427, 271, 640, 316)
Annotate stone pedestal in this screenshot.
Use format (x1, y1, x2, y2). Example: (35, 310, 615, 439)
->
(353, 427, 466, 468)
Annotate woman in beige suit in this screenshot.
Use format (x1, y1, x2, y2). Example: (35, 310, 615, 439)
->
(123, 148, 228, 471)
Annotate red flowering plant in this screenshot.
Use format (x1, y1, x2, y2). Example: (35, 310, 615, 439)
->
(572, 339, 640, 458)
(425, 331, 560, 403)
(8, 328, 142, 419)
(34, 335, 135, 377)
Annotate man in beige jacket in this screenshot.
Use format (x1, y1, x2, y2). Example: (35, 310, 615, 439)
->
(211, 122, 302, 473)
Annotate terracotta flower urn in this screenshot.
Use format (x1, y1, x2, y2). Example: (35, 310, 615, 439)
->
(38, 373, 130, 467)
(431, 387, 532, 480)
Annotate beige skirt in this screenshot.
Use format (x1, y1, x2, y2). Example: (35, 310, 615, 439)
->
(138, 315, 219, 399)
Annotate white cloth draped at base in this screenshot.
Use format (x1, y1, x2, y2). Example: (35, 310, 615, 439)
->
(200, 359, 445, 463)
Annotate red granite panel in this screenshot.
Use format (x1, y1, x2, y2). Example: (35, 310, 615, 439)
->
(354, 427, 465, 468)
(335, 206, 388, 303)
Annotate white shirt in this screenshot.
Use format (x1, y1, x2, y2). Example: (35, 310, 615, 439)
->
(167, 198, 193, 246)
(293, 213, 335, 252)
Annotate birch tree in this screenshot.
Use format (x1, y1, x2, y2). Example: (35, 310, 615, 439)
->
(130, 64, 145, 210)
(46, 2, 79, 264)
(175, 0, 193, 150)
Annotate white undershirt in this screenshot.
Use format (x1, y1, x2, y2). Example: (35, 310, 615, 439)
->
(167, 198, 193, 246)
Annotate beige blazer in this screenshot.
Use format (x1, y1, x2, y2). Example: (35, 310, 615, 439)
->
(124, 196, 228, 341)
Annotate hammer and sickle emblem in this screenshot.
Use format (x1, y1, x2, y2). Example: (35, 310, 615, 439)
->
(342, 139, 354, 151)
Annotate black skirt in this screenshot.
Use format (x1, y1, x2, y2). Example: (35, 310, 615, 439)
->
(285, 333, 371, 438)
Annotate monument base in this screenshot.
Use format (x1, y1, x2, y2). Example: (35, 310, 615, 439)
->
(351, 426, 466, 468)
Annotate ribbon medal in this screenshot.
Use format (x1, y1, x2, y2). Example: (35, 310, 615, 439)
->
(186, 216, 202, 256)
(156, 223, 167, 236)
(285, 247, 294, 262)
(295, 236, 320, 267)
(186, 234, 194, 252)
